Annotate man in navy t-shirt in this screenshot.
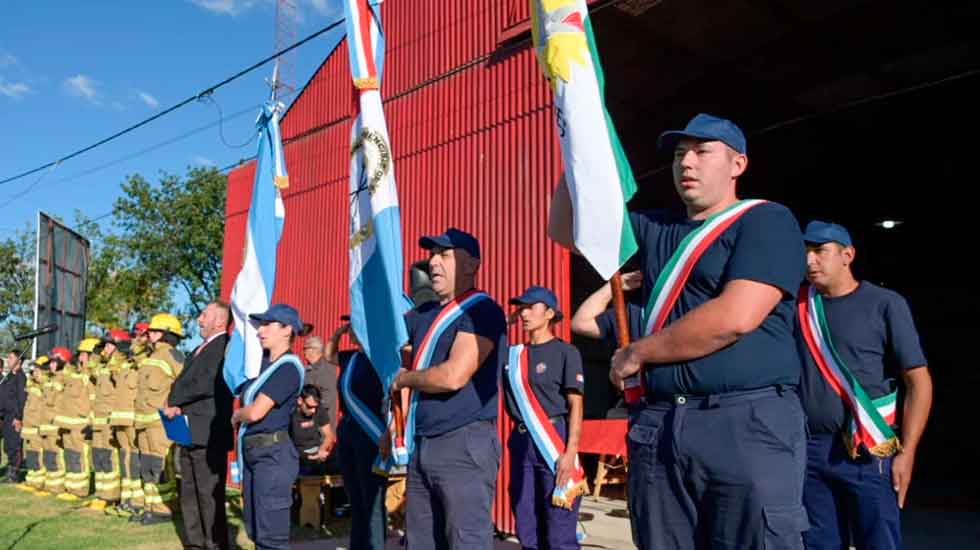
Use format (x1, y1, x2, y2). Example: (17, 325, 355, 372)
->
(552, 113, 809, 549)
(798, 221, 932, 550)
(391, 227, 506, 549)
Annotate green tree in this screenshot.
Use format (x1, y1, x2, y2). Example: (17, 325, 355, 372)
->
(0, 228, 36, 349)
(111, 167, 227, 318)
(75, 213, 173, 332)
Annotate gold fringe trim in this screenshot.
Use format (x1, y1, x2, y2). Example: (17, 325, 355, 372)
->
(844, 433, 902, 459)
(274, 175, 289, 189)
(550, 478, 588, 510)
(354, 77, 380, 90)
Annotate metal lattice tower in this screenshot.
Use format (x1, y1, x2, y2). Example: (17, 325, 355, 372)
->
(273, 0, 298, 99)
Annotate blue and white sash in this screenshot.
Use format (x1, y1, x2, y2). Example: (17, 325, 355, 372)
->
(237, 353, 305, 475)
(340, 351, 393, 475)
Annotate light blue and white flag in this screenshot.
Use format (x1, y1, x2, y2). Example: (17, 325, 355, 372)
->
(344, 0, 411, 391)
(224, 95, 289, 394)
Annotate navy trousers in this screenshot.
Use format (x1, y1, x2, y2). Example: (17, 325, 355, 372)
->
(803, 433, 901, 550)
(243, 439, 298, 550)
(338, 417, 388, 550)
(406, 419, 501, 550)
(627, 387, 809, 550)
(508, 421, 580, 550)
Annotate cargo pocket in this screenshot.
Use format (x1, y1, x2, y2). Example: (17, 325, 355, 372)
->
(264, 495, 292, 511)
(763, 505, 809, 550)
(626, 420, 662, 485)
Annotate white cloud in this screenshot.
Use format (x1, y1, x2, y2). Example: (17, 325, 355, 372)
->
(64, 74, 100, 104)
(0, 53, 18, 68)
(309, 0, 339, 16)
(192, 155, 217, 167)
(189, 0, 262, 16)
(189, 0, 340, 21)
(138, 91, 160, 109)
(0, 78, 30, 100)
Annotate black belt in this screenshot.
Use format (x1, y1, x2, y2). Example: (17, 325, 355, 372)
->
(243, 430, 290, 451)
(644, 385, 793, 409)
(516, 415, 564, 434)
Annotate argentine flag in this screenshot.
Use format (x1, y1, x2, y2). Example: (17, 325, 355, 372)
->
(224, 98, 289, 394)
(531, 0, 638, 279)
(344, 0, 412, 390)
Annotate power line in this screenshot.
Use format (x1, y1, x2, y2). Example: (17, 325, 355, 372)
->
(0, 17, 346, 187)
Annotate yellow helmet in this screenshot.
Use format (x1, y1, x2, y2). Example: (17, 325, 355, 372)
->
(35, 355, 50, 366)
(149, 313, 184, 337)
(77, 337, 102, 353)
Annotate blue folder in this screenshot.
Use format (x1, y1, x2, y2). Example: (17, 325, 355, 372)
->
(159, 409, 192, 446)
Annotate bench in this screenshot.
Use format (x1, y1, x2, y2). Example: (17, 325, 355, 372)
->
(296, 474, 344, 528)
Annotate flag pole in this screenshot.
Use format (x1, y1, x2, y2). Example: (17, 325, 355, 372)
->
(609, 271, 631, 350)
(391, 348, 408, 453)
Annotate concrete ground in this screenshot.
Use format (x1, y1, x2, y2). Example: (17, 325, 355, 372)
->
(294, 496, 980, 550)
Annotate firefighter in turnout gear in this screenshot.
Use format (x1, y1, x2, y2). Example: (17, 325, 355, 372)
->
(109, 323, 149, 517)
(39, 348, 70, 496)
(134, 313, 184, 525)
(89, 329, 131, 512)
(54, 340, 98, 501)
(17, 356, 49, 492)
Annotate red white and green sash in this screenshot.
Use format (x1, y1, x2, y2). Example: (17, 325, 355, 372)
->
(507, 344, 587, 509)
(393, 289, 493, 465)
(624, 199, 767, 404)
(798, 284, 901, 458)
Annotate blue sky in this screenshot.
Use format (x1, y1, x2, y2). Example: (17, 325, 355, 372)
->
(0, 0, 346, 238)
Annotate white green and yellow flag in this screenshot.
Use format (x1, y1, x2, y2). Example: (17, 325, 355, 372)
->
(532, 0, 638, 279)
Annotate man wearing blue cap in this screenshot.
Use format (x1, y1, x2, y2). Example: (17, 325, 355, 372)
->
(552, 113, 809, 549)
(797, 221, 932, 550)
(390, 227, 506, 549)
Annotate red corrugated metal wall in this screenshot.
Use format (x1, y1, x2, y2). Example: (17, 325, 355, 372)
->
(220, 0, 566, 535)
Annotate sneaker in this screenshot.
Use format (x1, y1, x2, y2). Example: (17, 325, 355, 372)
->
(56, 493, 80, 502)
(128, 509, 145, 523)
(34, 490, 51, 497)
(88, 499, 107, 511)
(15, 483, 35, 492)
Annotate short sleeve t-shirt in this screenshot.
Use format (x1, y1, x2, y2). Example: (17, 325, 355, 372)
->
(596, 303, 645, 344)
(337, 350, 384, 423)
(627, 202, 806, 395)
(798, 282, 927, 434)
(504, 338, 584, 423)
(244, 354, 303, 434)
(405, 292, 506, 437)
(290, 406, 330, 452)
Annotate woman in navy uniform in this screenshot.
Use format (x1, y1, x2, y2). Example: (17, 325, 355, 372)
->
(328, 316, 388, 550)
(504, 286, 586, 550)
(232, 304, 308, 550)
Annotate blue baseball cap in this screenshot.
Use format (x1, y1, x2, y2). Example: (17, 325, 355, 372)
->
(509, 286, 563, 321)
(249, 303, 306, 334)
(419, 227, 481, 259)
(657, 113, 748, 155)
(803, 221, 853, 247)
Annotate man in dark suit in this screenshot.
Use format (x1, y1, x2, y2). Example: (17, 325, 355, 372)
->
(164, 301, 233, 550)
(0, 350, 27, 483)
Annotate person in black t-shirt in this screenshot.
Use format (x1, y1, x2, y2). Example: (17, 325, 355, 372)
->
(504, 286, 584, 550)
(798, 221, 932, 550)
(291, 385, 332, 477)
